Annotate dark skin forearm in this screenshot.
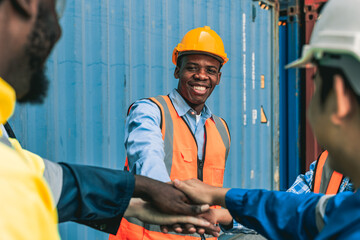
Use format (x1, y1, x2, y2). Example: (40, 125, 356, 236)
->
(133, 175, 209, 215)
(133, 175, 159, 199)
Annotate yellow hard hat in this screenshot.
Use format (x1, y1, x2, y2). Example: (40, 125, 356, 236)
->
(172, 26, 228, 66)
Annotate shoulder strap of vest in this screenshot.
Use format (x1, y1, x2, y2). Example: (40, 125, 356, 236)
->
(148, 95, 174, 176)
(326, 171, 344, 195)
(0, 124, 13, 149)
(148, 96, 167, 138)
(212, 115, 231, 161)
(313, 150, 344, 194)
(313, 151, 329, 193)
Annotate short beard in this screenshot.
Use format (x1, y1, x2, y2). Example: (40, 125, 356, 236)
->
(17, 66, 49, 104)
(17, 4, 57, 104)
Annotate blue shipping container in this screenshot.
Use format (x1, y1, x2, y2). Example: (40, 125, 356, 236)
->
(279, 14, 302, 190)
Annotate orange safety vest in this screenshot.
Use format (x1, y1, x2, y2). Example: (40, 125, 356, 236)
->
(110, 95, 231, 240)
(312, 150, 344, 194)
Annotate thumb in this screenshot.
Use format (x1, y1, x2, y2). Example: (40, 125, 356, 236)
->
(173, 179, 181, 188)
(174, 179, 190, 194)
(200, 204, 210, 213)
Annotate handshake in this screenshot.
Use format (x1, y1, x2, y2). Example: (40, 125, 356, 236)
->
(125, 176, 232, 237)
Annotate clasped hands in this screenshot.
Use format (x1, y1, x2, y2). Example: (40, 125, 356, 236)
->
(126, 177, 231, 237)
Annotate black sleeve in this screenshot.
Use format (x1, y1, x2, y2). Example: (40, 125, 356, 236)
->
(57, 163, 135, 234)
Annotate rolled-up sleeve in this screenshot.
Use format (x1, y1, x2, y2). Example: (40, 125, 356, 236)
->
(125, 99, 170, 182)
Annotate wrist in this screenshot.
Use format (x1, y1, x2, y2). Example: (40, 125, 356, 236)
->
(124, 199, 136, 217)
(212, 188, 230, 207)
(133, 175, 151, 199)
(125, 198, 146, 218)
(221, 221, 234, 231)
(217, 209, 233, 227)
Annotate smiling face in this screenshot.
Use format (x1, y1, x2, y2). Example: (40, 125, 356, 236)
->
(175, 54, 222, 114)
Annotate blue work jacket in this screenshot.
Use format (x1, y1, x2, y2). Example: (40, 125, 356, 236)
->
(225, 188, 358, 240)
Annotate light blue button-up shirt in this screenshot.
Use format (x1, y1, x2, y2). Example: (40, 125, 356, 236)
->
(124, 89, 213, 182)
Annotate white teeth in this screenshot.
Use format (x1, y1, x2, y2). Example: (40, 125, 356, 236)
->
(193, 86, 206, 91)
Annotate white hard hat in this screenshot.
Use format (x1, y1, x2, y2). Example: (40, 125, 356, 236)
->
(286, 0, 360, 95)
(286, 0, 360, 69)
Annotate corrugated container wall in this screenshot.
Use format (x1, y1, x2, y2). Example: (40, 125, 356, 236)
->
(10, 0, 279, 239)
(279, 8, 302, 190)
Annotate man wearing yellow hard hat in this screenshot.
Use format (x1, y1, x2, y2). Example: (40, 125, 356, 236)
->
(171, 0, 360, 239)
(110, 26, 231, 240)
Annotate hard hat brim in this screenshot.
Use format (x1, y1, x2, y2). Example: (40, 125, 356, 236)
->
(178, 51, 225, 65)
(285, 55, 313, 69)
(286, 44, 360, 69)
(285, 46, 314, 69)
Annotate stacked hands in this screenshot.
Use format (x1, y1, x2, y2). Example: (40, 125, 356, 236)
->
(125, 176, 232, 237)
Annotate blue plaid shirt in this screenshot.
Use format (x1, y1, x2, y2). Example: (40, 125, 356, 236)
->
(287, 160, 353, 194)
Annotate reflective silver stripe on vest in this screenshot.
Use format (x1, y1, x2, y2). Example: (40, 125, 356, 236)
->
(43, 159, 63, 205)
(315, 195, 333, 232)
(319, 156, 336, 194)
(153, 96, 174, 175)
(0, 135, 12, 148)
(212, 115, 230, 161)
(0, 124, 9, 139)
(0, 124, 13, 148)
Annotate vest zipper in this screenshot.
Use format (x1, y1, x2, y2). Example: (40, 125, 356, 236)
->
(198, 158, 204, 181)
(198, 127, 207, 181)
(200, 128, 207, 240)
(180, 116, 207, 181)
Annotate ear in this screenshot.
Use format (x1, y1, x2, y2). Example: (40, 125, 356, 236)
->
(10, 0, 37, 18)
(174, 66, 180, 79)
(331, 74, 353, 125)
(216, 72, 222, 85)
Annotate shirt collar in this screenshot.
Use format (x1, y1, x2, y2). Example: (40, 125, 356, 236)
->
(0, 78, 16, 125)
(169, 89, 212, 119)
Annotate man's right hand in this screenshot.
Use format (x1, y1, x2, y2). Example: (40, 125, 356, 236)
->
(133, 175, 209, 215)
(173, 178, 230, 207)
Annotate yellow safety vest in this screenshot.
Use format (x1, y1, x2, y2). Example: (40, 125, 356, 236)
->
(0, 77, 60, 240)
